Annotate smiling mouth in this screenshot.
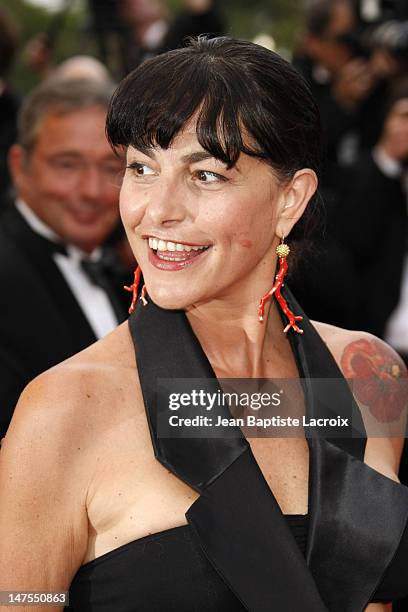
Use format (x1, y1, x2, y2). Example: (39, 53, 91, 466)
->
(147, 237, 211, 262)
(67, 205, 101, 223)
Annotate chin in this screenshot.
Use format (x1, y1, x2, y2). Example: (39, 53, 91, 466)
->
(146, 284, 196, 311)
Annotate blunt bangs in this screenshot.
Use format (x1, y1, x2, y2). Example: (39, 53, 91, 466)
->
(106, 45, 265, 169)
(106, 37, 321, 177)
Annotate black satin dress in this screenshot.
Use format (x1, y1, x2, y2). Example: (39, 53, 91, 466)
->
(67, 288, 408, 611)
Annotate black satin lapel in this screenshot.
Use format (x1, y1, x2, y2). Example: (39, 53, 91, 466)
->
(129, 298, 247, 492)
(282, 288, 366, 571)
(187, 448, 328, 612)
(130, 295, 330, 610)
(282, 286, 365, 458)
(308, 439, 408, 611)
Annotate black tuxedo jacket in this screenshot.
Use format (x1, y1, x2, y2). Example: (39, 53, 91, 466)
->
(333, 153, 407, 337)
(0, 205, 126, 438)
(290, 153, 407, 337)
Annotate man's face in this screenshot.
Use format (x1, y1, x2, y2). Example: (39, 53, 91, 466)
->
(305, 2, 356, 74)
(9, 105, 124, 253)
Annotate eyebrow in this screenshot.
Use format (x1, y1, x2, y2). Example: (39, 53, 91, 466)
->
(131, 146, 217, 166)
(134, 144, 156, 159)
(49, 151, 83, 158)
(181, 151, 215, 164)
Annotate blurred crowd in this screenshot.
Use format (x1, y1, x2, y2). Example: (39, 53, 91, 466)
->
(290, 0, 408, 368)
(0, 0, 407, 489)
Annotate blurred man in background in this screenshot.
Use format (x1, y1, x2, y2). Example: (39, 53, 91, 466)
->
(333, 77, 408, 340)
(291, 0, 408, 334)
(0, 77, 127, 439)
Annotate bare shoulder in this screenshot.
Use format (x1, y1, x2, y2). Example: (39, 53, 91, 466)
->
(0, 321, 144, 589)
(3, 321, 137, 454)
(310, 320, 407, 384)
(311, 320, 407, 480)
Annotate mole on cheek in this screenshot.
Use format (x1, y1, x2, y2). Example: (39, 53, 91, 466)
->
(238, 239, 253, 248)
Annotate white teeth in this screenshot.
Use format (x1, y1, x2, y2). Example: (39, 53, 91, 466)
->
(157, 255, 185, 261)
(148, 237, 158, 249)
(147, 237, 208, 253)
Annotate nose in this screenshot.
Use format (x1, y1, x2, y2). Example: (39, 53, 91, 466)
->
(78, 165, 102, 202)
(144, 177, 188, 227)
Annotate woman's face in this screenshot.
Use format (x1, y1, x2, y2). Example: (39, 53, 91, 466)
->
(119, 124, 286, 310)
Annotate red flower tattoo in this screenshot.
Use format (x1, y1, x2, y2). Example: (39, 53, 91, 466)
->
(341, 338, 407, 423)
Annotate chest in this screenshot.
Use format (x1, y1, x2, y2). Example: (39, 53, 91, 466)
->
(249, 437, 309, 514)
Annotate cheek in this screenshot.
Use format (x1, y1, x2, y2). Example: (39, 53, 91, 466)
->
(200, 190, 275, 255)
(232, 202, 275, 255)
(119, 184, 146, 228)
(38, 174, 73, 200)
(237, 238, 253, 248)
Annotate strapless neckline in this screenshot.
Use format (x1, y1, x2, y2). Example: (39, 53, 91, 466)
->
(78, 513, 310, 572)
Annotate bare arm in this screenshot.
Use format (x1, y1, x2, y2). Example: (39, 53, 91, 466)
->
(338, 334, 407, 479)
(0, 373, 90, 611)
(313, 326, 405, 611)
(365, 604, 392, 612)
(313, 322, 407, 480)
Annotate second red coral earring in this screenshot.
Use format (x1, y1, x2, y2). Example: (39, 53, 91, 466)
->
(124, 266, 148, 314)
(258, 236, 303, 333)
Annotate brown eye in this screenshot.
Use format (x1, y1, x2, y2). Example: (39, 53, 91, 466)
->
(194, 170, 226, 183)
(126, 162, 155, 176)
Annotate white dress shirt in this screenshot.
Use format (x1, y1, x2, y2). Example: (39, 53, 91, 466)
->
(372, 148, 408, 353)
(16, 200, 119, 339)
(385, 255, 408, 353)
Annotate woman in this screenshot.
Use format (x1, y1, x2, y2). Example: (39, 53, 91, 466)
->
(0, 37, 407, 612)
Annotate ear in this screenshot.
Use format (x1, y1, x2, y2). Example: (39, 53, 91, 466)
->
(275, 169, 318, 240)
(8, 145, 30, 193)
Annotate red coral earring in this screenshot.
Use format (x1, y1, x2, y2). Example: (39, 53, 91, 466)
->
(124, 266, 148, 314)
(258, 236, 303, 333)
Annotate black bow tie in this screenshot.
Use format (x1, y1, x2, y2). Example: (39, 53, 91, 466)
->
(80, 257, 109, 286)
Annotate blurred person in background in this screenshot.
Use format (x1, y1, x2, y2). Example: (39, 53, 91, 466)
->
(296, 1, 408, 183)
(377, 80, 408, 611)
(0, 78, 127, 440)
(49, 56, 137, 278)
(117, 0, 225, 72)
(356, 19, 408, 155)
(289, 0, 372, 330)
(0, 7, 20, 210)
(24, 1, 225, 81)
(294, 0, 369, 193)
(333, 77, 408, 343)
(52, 55, 114, 84)
(291, 1, 408, 333)
(159, 0, 225, 54)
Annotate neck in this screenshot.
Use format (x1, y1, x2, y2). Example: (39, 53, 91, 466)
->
(74, 241, 98, 255)
(186, 265, 291, 378)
